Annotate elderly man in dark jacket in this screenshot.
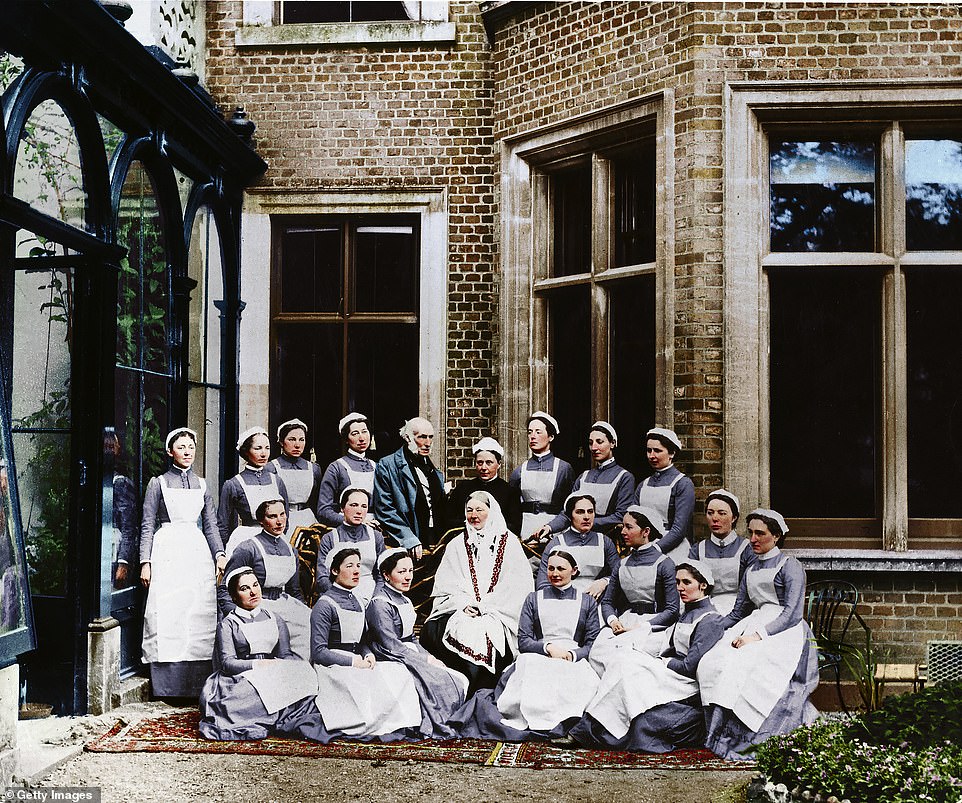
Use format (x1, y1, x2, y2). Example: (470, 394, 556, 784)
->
(373, 417, 446, 561)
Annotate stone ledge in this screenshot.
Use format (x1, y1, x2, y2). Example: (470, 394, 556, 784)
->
(235, 21, 457, 48)
(111, 676, 150, 709)
(792, 548, 962, 573)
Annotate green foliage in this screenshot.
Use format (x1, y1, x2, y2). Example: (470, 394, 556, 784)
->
(757, 684, 962, 803)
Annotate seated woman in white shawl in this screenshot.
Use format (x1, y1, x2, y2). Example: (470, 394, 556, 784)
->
(420, 491, 533, 694)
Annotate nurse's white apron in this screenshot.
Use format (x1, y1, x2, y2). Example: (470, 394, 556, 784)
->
(272, 459, 318, 534)
(250, 536, 312, 659)
(577, 467, 628, 519)
(225, 473, 283, 557)
(329, 527, 379, 604)
(589, 553, 669, 675)
(586, 610, 711, 739)
(142, 479, 217, 664)
(314, 600, 421, 736)
(497, 590, 600, 732)
(697, 555, 805, 731)
(552, 531, 607, 591)
(637, 472, 691, 565)
(698, 537, 751, 616)
(519, 458, 560, 538)
(339, 457, 376, 496)
(236, 611, 318, 713)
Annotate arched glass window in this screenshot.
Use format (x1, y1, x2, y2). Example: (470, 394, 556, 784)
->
(114, 160, 171, 493)
(13, 99, 88, 232)
(187, 205, 225, 484)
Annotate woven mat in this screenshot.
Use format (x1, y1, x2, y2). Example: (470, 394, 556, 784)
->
(85, 710, 748, 771)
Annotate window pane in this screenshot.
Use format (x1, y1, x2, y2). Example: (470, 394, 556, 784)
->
(280, 226, 341, 313)
(552, 165, 592, 277)
(905, 139, 962, 251)
(14, 100, 88, 232)
(281, 1, 411, 23)
(906, 267, 962, 517)
(347, 322, 419, 456)
(353, 222, 418, 313)
(770, 269, 881, 517)
(188, 207, 224, 386)
(609, 276, 656, 481)
(546, 285, 591, 468)
(274, 325, 344, 468)
(613, 147, 656, 267)
(770, 140, 876, 252)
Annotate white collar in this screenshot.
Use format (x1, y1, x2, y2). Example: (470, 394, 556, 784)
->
(634, 541, 657, 553)
(758, 546, 782, 561)
(531, 450, 552, 459)
(596, 457, 615, 469)
(347, 449, 366, 459)
(552, 581, 573, 591)
(710, 531, 738, 548)
(233, 605, 259, 619)
(243, 464, 267, 472)
(333, 581, 355, 592)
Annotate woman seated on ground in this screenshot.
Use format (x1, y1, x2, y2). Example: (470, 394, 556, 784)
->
(315, 488, 386, 604)
(420, 491, 533, 694)
(199, 567, 319, 742)
(218, 499, 312, 659)
(309, 547, 422, 743)
(696, 509, 819, 761)
(688, 489, 755, 615)
(571, 560, 725, 752)
(589, 505, 680, 676)
(365, 548, 468, 739)
(536, 493, 619, 602)
(450, 549, 601, 741)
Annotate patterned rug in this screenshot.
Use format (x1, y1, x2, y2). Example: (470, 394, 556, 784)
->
(85, 710, 750, 771)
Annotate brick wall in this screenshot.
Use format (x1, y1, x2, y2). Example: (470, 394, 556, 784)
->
(489, 0, 962, 498)
(204, 1, 498, 480)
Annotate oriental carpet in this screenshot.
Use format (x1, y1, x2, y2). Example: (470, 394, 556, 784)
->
(85, 710, 751, 771)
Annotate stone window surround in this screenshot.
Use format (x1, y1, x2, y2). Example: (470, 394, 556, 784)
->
(498, 92, 675, 465)
(240, 188, 449, 468)
(724, 79, 962, 563)
(237, 0, 455, 48)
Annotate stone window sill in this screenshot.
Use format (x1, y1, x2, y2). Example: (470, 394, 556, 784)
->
(792, 548, 962, 573)
(235, 21, 457, 48)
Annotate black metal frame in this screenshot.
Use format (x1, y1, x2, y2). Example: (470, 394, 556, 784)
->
(0, 0, 265, 712)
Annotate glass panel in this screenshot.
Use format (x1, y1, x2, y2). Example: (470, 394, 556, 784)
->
(546, 285, 591, 468)
(609, 276, 656, 481)
(906, 139, 962, 251)
(0, 52, 25, 96)
(188, 206, 224, 385)
(770, 140, 876, 252)
(11, 267, 73, 599)
(280, 225, 341, 313)
(97, 114, 125, 169)
(13, 99, 88, 231)
(552, 165, 592, 277)
(0, 426, 29, 634)
(346, 322, 418, 457)
(770, 269, 881, 517)
(906, 267, 962, 517)
(353, 221, 418, 313)
(613, 146, 656, 267)
(281, 1, 411, 23)
(117, 162, 168, 375)
(273, 324, 344, 468)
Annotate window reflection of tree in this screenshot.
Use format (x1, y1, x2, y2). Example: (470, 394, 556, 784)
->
(906, 139, 962, 251)
(770, 140, 876, 253)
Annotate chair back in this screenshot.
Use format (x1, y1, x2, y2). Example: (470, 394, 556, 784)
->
(805, 580, 860, 647)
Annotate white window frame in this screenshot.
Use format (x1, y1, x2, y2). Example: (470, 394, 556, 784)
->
(724, 79, 962, 553)
(499, 93, 675, 461)
(241, 189, 448, 468)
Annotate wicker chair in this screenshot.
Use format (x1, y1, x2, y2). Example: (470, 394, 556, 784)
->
(805, 580, 871, 712)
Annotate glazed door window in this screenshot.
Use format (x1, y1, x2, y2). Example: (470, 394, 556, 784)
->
(271, 216, 420, 466)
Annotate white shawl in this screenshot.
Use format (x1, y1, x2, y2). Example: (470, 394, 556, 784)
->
(429, 494, 533, 670)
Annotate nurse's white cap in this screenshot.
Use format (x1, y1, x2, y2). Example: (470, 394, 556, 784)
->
(625, 504, 666, 538)
(472, 437, 504, 460)
(590, 420, 618, 446)
(236, 426, 268, 452)
(646, 427, 682, 452)
(338, 412, 368, 434)
(528, 411, 559, 436)
(747, 508, 789, 536)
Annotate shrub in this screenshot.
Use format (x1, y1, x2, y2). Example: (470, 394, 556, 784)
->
(847, 680, 962, 749)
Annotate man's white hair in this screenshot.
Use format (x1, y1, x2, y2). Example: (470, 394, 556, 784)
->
(399, 416, 434, 442)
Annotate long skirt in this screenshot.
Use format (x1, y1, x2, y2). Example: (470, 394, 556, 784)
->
(570, 697, 706, 753)
(199, 672, 320, 742)
(420, 613, 513, 695)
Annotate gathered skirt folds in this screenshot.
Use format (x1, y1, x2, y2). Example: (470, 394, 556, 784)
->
(312, 661, 423, 743)
(142, 522, 217, 697)
(199, 660, 321, 742)
(588, 614, 668, 677)
(450, 653, 600, 741)
(378, 646, 468, 739)
(697, 611, 820, 760)
(570, 697, 706, 753)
